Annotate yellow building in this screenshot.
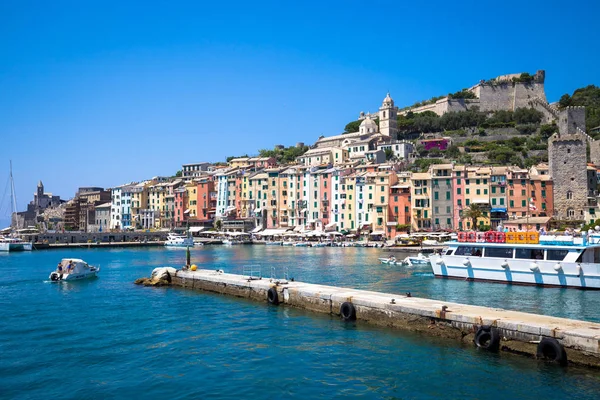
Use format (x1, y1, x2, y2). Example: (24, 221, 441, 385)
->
(185, 181, 198, 219)
(462, 167, 491, 229)
(371, 171, 396, 237)
(249, 171, 268, 227)
(340, 174, 356, 232)
(410, 172, 432, 231)
(130, 181, 150, 228)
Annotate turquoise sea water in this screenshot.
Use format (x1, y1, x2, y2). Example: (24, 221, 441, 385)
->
(1, 246, 600, 399)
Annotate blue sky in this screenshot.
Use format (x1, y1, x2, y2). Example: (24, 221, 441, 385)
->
(0, 0, 598, 225)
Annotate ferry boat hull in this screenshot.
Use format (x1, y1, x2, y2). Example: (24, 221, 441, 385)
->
(429, 243, 600, 289)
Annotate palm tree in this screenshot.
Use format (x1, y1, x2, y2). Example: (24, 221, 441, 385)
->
(463, 204, 483, 231)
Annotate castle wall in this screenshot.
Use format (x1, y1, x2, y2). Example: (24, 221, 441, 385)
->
(476, 82, 546, 112)
(590, 140, 600, 167)
(558, 106, 586, 136)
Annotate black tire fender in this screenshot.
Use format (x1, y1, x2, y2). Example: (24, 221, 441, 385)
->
(267, 287, 279, 305)
(340, 302, 356, 321)
(474, 325, 500, 352)
(537, 338, 568, 366)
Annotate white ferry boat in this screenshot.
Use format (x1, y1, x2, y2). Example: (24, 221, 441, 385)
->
(0, 237, 33, 252)
(164, 232, 194, 248)
(429, 231, 600, 289)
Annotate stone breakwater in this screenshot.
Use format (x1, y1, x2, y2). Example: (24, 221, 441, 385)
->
(151, 268, 600, 368)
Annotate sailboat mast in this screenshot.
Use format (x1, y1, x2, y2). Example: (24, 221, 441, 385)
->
(9, 161, 18, 228)
(10, 161, 17, 214)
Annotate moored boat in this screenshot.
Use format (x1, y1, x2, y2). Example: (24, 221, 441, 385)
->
(403, 253, 430, 267)
(378, 256, 400, 265)
(0, 237, 33, 252)
(429, 231, 600, 289)
(49, 258, 99, 281)
(165, 232, 194, 248)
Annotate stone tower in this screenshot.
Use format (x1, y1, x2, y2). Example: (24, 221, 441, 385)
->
(36, 180, 44, 208)
(548, 108, 589, 221)
(379, 93, 397, 137)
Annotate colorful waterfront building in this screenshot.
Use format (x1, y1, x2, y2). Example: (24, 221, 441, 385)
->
(197, 178, 216, 223)
(411, 172, 432, 231)
(174, 187, 188, 227)
(453, 165, 466, 229)
(130, 181, 150, 229)
(371, 171, 396, 238)
(430, 164, 454, 230)
(249, 171, 268, 229)
(506, 167, 531, 220)
(489, 167, 508, 229)
(388, 179, 411, 238)
(463, 167, 491, 229)
(340, 173, 356, 232)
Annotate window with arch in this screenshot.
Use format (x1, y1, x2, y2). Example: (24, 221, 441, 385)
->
(567, 191, 573, 200)
(567, 208, 575, 217)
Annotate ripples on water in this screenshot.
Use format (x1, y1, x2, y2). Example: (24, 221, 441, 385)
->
(1, 247, 599, 399)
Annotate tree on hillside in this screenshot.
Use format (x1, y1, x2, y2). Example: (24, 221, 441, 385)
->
(557, 85, 600, 131)
(175, 170, 182, 177)
(384, 148, 395, 161)
(344, 120, 362, 133)
(463, 204, 483, 231)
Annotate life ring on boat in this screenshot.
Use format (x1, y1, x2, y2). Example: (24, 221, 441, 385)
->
(536, 338, 567, 366)
(474, 325, 500, 352)
(516, 233, 527, 244)
(50, 272, 60, 281)
(340, 302, 356, 321)
(495, 232, 506, 243)
(267, 287, 279, 305)
(476, 232, 486, 243)
(484, 231, 496, 243)
(466, 232, 476, 243)
(457, 232, 467, 242)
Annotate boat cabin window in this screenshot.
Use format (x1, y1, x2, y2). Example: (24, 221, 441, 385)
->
(454, 246, 483, 257)
(484, 247, 513, 258)
(577, 248, 600, 263)
(546, 249, 570, 261)
(515, 248, 544, 260)
(445, 249, 454, 255)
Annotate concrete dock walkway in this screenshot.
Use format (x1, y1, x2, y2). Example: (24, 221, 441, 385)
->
(172, 268, 600, 368)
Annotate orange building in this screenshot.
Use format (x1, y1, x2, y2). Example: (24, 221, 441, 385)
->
(196, 179, 216, 223)
(388, 183, 411, 238)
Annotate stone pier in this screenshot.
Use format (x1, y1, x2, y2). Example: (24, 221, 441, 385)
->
(171, 269, 600, 368)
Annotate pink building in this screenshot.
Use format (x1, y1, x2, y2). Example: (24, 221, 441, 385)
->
(174, 188, 188, 227)
(320, 170, 332, 227)
(421, 138, 450, 151)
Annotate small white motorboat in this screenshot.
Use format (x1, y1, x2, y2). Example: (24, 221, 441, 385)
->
(294, 242, 310, 247)
(49, 258, 99, 281)
(378, 256, 400, 265)
(403, 253, 431, 267)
